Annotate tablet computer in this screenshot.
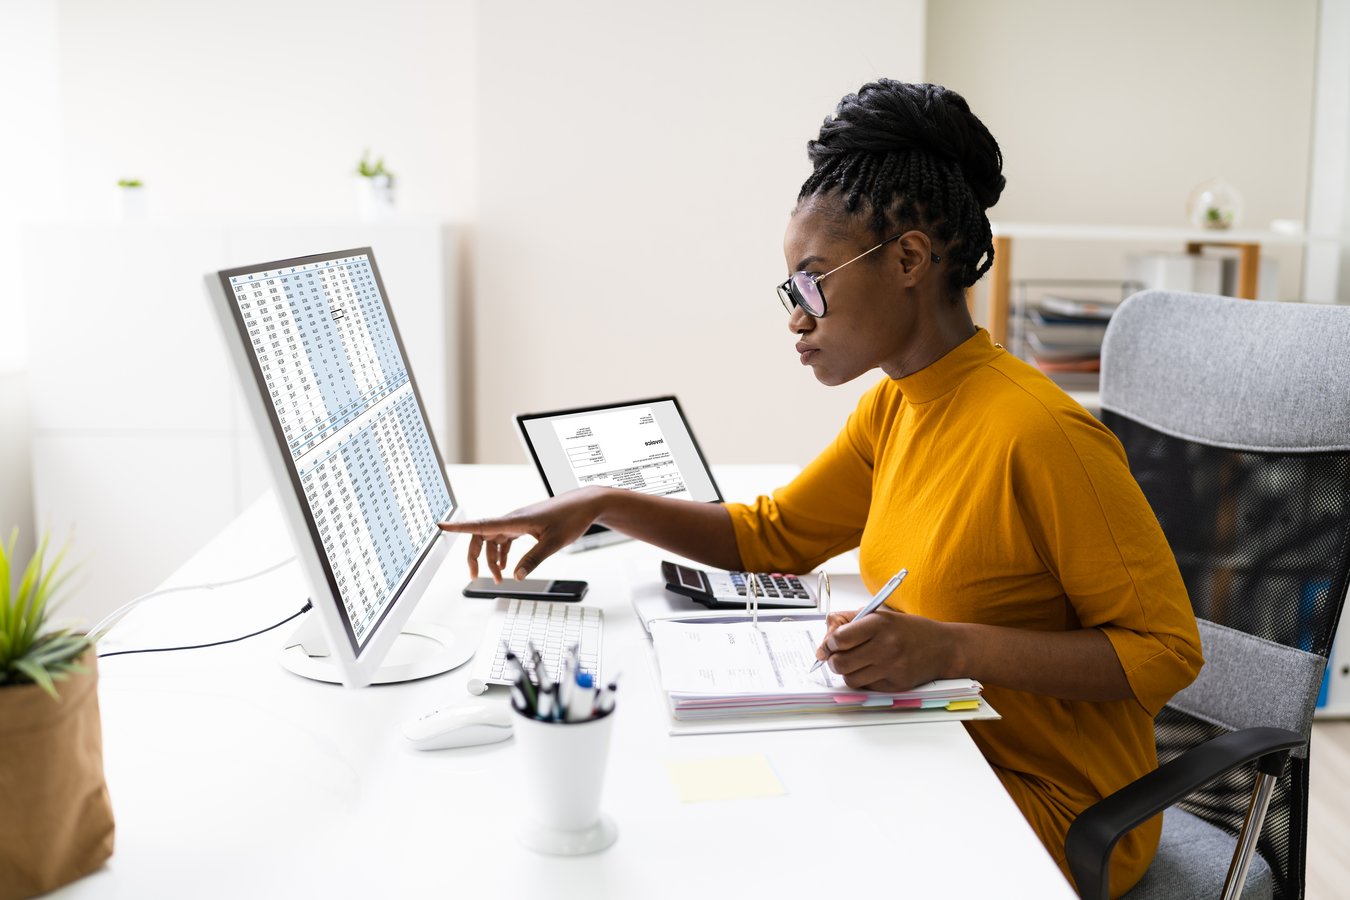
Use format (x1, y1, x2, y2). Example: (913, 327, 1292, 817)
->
(515, 396, 724, 550)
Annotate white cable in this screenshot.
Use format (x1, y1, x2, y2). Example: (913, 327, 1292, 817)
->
(89, 556, 297, 641)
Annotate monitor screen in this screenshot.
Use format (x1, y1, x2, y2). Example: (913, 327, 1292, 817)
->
(516, 397, 722, 503)
(215, 248, 456, 658)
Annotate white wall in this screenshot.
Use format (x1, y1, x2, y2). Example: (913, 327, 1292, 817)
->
(0, 0, 60, 568)
(53, 0, 477, 221)
(1306, 0, 1350, 303)
(7, 1, 1333, 578)
(926, 0, 1318, 305)
(472, 0, 927, 465)
(5, 0, 477, 613)
(0, 371, 36, 571)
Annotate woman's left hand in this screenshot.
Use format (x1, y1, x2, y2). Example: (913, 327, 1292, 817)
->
(818, 608, 956, 692)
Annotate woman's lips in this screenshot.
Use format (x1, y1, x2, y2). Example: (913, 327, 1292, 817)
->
(796, 342, 818, 364)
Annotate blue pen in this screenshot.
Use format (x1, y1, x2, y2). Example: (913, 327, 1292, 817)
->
(566, 671, 595, 722)
(808, 568, 908, 674)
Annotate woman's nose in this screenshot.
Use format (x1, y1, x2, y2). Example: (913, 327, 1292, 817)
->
(787, 304, 814, 334)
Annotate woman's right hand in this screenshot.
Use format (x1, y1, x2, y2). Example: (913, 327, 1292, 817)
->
(437, 487, 606, 582)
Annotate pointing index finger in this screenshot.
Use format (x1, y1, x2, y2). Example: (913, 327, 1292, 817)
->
(438, 517, 527, 536)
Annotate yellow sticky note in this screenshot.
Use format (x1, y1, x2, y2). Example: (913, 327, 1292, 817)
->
(665, 755, 787, 803)
(946, 699, 981, 711)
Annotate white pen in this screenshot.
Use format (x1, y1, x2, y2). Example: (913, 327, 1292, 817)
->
(808, 568, 909, 674)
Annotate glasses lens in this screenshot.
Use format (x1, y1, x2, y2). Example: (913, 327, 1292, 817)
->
(790, 272, 825, 317)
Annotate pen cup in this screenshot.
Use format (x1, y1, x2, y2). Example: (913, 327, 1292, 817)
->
(512, 707, 618, 855)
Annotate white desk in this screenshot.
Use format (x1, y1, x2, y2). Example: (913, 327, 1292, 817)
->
(57, 465, 1074, 899)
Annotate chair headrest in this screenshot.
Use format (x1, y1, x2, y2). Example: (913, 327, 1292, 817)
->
(1100, 290, 1350, 453)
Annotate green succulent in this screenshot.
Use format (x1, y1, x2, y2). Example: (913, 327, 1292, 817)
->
(0, 530, 89, 699)
(116, 178, 142, 188)
(355, 150, 394, 186)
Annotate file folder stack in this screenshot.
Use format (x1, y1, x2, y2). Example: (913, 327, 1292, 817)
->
(650, 618, 985, 722)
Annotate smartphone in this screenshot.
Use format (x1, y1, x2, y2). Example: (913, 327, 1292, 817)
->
(462, 578, 589, 602)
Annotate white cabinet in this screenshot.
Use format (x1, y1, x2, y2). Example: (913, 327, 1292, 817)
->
(22, 220, 461, 624)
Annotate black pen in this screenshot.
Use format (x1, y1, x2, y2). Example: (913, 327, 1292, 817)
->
(508, 680, 530, 714)
(505, 651, 536, 713)
(528, 641, 545, 687)
(594, 672, 621, 716)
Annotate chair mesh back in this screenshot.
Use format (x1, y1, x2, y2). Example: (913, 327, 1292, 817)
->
(1104, 410, 1350, 900)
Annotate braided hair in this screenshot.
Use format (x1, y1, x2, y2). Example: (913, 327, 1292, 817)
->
(799, 80, 1005, 299)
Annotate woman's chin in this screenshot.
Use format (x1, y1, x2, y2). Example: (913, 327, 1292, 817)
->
(811, 366, 860, 387)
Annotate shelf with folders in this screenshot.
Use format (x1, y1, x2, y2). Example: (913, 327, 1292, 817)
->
(1008, 278, 1145, 393)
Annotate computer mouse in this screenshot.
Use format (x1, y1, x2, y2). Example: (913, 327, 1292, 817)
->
(401, 701, 514, 750)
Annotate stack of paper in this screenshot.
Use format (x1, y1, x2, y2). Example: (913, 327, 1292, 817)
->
(649, 617, 983, 721)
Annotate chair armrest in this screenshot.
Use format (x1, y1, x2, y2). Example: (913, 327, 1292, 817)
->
(1065, 726, 1303, 900)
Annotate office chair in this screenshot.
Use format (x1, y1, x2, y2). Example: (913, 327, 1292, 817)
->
(1065, 290, 1350, 900)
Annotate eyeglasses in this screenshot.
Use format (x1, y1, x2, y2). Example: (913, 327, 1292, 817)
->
(776, 233, 940, 318)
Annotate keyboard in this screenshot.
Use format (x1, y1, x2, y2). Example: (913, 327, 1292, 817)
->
(466, 597, 603, 695)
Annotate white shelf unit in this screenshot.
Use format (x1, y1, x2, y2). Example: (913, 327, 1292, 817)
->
(21, 220, 462, 625)
(1320, 608, 1350, 718)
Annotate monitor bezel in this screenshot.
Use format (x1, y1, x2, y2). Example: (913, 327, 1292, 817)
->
(208, 247, 462, 686)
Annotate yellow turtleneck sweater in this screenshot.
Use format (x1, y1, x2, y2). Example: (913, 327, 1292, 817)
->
(725, 329, 1203, 896)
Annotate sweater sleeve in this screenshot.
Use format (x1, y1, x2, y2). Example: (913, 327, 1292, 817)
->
(724, 380, 885, 573)
(1013, 404, 1205, 717)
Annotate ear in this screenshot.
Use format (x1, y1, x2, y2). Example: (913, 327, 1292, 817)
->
(894, 230, 936, 285)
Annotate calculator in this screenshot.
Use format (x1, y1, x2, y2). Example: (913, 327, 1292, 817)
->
(661, 561, 819, 610)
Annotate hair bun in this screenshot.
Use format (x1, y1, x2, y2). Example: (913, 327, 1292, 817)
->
(809, 79, 1005, 210)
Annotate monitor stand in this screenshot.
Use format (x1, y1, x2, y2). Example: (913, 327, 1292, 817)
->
(279, 612, 476, 685)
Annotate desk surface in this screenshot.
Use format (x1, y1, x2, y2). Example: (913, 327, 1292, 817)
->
(59, 465, 1074, 899)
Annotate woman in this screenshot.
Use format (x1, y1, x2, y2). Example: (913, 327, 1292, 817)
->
(441, 79, 1203, 895)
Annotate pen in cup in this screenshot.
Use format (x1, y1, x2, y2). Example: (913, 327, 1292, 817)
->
(567, 671, 595, 722)
(529, 641, 552, 692)
(503, 647, 537, 715)
(557, 644, 578, 722)
(809, 568, 909, 674)
(504, 641, 612, 723)
(592, 672, 621, 717)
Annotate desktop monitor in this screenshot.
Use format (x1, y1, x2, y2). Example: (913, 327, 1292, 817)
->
(206, 247, 471, 687)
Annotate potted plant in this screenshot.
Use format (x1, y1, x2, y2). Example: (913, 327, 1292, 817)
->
(1186, 177, 1242, 231)
(0, 530, 114, 900)
(116, 178, 146, 220)
(353, 150, 396, 220)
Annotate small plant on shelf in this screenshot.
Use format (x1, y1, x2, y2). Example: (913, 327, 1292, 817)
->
(355, 151, 394, 187)
(354, 150, 396, 220)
